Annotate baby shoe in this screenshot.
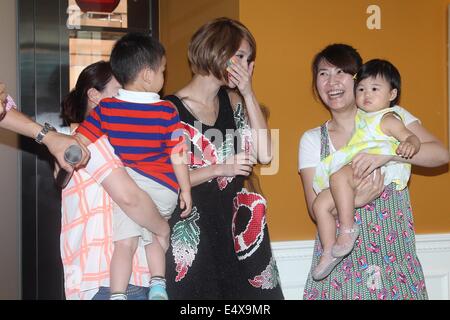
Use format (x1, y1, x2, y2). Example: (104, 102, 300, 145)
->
(312, 251, 344, 281)
(332, 223, 360, 258)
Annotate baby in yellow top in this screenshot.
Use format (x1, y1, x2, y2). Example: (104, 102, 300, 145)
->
(311, 59, 421, 281)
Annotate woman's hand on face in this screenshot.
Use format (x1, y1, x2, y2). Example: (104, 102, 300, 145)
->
(354, 168, 385, 208)
(351, 153, 393, 180)
(218, 151, 256, 177)
(226, 58, 255, 97)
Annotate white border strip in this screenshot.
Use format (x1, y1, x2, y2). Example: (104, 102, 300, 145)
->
(272, 233, 450, 300)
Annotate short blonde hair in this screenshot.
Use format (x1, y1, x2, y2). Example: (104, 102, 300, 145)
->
(188, 17, 256, 81)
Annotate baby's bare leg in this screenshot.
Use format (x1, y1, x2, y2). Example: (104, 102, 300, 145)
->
(145, 215, 170, 278)
(110, 236, 139, 295)
(311, 190, 341, 280)
(145, 240, 166, 278)
(330, 165, 359, 256)
(330, 165, 357, 230)
(313, 189, 337, 253)
(145, 237, 169, 299)
(102, 168, 170, 239)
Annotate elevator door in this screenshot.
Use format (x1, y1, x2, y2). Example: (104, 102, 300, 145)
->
(18, 0, 157, 299)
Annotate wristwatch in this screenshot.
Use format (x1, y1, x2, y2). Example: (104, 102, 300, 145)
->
(35, 122, 56, 144)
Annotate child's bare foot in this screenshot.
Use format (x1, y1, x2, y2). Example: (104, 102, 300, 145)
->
(332, 223, 359, 258)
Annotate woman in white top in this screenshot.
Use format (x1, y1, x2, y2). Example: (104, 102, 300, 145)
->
(299, 44, 449, 300)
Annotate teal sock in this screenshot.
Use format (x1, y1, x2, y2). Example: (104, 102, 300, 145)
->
(149, 276, 166, 289)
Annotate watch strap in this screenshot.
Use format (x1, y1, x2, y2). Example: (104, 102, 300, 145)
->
(35, 123, 55, 144)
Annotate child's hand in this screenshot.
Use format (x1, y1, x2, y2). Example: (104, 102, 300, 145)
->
(179, 189, 192, 218)
(396, 141, 419, 159)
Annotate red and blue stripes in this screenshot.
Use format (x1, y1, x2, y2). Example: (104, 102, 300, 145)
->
(77, 97, 184, 192)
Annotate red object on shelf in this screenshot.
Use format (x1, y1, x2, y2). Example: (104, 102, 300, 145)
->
(75, 0, 121, 13)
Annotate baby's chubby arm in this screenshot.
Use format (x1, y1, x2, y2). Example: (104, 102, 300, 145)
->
(380, 113, 421, 159)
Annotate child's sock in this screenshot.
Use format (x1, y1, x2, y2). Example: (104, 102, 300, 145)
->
(149, 276, 166, 289)
(148, 276, 168, 300)
(110, 293, 127, 300)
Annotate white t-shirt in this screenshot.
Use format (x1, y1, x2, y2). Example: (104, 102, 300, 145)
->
(298, 106, 420, 170)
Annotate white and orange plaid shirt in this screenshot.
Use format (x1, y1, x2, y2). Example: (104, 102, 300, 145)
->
(61, 135, 151, 300)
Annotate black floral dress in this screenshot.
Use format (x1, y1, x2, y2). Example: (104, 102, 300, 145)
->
(164, 87, 284, 300)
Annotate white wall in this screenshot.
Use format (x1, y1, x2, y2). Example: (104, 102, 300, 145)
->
(0, 0, 20, 300)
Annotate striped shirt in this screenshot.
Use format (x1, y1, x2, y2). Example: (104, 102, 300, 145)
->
(77, 90, 184, 192)
(61, 135, 150, 300)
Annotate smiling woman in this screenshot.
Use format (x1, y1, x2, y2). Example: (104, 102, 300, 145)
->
(310, 58, 422, 281)
(299, 43, 449, 300)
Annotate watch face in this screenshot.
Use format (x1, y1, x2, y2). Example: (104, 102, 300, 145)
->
(45, 123, 56, 131)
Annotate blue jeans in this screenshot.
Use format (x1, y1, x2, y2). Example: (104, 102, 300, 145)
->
(92, 284, 149, 300)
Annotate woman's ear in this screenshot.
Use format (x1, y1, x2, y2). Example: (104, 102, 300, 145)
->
(389, 88, 398, 102)
(87, 87, 101, 106)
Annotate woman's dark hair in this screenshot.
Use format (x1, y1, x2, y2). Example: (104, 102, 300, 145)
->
(110, 32, 165, 86)
(61, 61, 114, 125)
(354, 59, 401, 107)
(312, 44, 362, 97)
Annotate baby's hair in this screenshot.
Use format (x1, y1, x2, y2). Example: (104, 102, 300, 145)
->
(110, 32, 165, 86)
(354, 59, 401, 107)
